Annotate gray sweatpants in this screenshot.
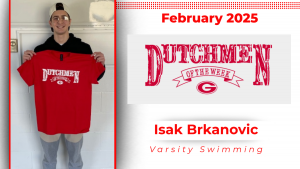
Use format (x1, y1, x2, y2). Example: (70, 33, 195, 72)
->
(39, 132, 84, 169)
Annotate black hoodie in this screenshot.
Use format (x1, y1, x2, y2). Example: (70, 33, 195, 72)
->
(34, 33, 105, 80)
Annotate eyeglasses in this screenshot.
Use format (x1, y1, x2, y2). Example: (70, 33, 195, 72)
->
(52, 16, 69, 22)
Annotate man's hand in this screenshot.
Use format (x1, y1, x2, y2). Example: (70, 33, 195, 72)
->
(91, 52, 105, 66)
(23, 50, 36, 62)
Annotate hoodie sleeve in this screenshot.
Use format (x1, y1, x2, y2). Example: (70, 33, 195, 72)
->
(34, 45, 43, 53)
(85, 44, 93, 54)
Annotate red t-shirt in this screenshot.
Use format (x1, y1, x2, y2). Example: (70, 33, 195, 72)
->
(17, 50, 105, 135)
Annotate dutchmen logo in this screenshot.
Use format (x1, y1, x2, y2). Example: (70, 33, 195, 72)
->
(42, 69, 80, 85)
(145, 44, 271, 94)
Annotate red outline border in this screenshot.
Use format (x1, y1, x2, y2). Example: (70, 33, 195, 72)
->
(9, 0, 11, 168)
(9, 1, 298, 169)
(116, 1, 300, 9)
(8, 0, 116, 168)
(114, 0, 117, 168)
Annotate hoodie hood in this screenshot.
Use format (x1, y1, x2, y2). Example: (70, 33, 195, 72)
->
(34, 33, 93, 54)
(44, 33, 81, 47)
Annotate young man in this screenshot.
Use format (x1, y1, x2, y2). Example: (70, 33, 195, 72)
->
(22, 3, 105, 169)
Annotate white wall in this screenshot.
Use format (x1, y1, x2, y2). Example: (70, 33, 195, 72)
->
(11, 1, 114, 169)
